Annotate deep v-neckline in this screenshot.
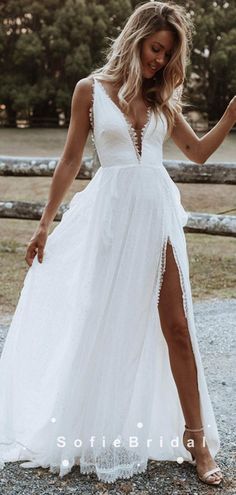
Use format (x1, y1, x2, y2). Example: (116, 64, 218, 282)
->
(95, 78, 152, 161)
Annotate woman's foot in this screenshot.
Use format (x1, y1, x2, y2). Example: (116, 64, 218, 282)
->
(183, 425, 223, 485)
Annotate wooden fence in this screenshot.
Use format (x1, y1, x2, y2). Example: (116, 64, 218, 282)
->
(1, 156, 236, 237)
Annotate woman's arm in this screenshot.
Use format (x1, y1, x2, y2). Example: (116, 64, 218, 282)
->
(171, 96, 236, 165)
(39, 77, 93, 228)
(25, 77, 93, 266)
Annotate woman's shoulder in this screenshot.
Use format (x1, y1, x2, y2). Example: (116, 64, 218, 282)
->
(75, 75, 94, 90)
(73, 76, 95, 108)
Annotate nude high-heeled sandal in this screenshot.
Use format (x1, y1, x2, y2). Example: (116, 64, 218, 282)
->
(183, 425, 223, 486)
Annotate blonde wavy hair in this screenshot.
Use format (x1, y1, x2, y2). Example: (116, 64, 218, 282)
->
(91, 1, 193, 133)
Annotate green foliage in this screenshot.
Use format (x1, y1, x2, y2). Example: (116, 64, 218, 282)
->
(0, 0, 132, 124)
(0, 0, 235, 124)
(177, 0, 236, 118)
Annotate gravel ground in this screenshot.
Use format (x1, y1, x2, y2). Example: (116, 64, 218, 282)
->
(0, 298, 235, 495)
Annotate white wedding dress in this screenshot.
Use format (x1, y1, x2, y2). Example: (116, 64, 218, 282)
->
(0, 78, 220, 483)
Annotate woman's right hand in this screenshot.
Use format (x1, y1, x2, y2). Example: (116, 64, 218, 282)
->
(25, 225, 49, 266)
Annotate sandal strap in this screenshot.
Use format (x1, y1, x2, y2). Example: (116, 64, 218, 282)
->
(185, 424, 204, 432)
(201, 467, 222, 481)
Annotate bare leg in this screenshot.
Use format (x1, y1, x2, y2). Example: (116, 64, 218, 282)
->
(158, 241, 221, 482)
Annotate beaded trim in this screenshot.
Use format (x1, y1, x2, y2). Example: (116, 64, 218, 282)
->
(154, 236, 168, 308)
(88, 77, 95, 131)
(88, 77, 97, 154)
(171, 241, 188, 320)
(154, 236, 188, 321)
(89, 106, 93, 130)
(122, 106, 151, 160)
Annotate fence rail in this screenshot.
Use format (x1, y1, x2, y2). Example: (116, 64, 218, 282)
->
(1, 156, 235, 237)
(1, 156, 236, 183)
(0, 200, 235, 237)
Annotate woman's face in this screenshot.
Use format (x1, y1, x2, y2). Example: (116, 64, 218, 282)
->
(140, 30, 176, 79)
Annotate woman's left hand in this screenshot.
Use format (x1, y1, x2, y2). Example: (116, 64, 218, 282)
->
(226, 96, 236, 123)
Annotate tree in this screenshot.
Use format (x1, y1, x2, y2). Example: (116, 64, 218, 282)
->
(170, 0, 236, 118)
(190, 0, 236, 119)
(0, 0, 132, 125)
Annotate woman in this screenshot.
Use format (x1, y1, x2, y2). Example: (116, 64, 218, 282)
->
(0, 0, 235, 487)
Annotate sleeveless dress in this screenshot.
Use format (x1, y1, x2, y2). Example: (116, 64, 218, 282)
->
(0, 77, 220, 483)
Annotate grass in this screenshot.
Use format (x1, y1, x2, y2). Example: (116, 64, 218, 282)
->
(186, 234, 236, 300)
